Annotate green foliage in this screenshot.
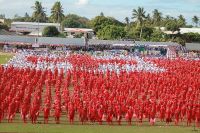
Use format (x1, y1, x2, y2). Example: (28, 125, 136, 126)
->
(42, 26, 60, 37)
(183, 32, 200, 42)
(172, 37, 186, 46)
(125, 26, 154, 41)
(177, 15, 186, 27)
(125, 17, 130, 26)
(184, 25, 193, 28)
(132, 7, 146, 27)
(50, 1, 65, 23)
(12, 13, 32, 22)
(100, 12, 104, 17)
(57, 33, 66, 38)
(97, 25, 126, 40)
(90, 16, 124, 33)
(125, 26, 138, 40)
(62, 14, 89, 28)
(3, 19, 12, 27)
(62, 18, 84, 28)
(140, 26, 154, 41)
(150, 29, 166, 42)
(192, 16, 199, 27)
(165, 20, 181, 33)
(152, 9, 162, 26)
(0, 24, 9, 30)
(32, 1, 47, 22)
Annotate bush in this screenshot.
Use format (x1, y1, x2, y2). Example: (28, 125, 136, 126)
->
(0, 24, 9, 30)
(183, 32, 200, 43)
(97, 25, 126, 40)
(57, 33, 66, 38)
(42, 26, 60, 37)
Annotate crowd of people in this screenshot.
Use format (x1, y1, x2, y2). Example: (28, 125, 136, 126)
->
(0, 50, 199, 127)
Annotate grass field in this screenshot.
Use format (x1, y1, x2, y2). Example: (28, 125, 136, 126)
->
(0, 114, 199, 133)
(0, 52, 14, 64)
(0, 123, 198, 133)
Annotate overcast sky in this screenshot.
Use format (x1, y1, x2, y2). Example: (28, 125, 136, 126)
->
(0, 0, 200, 24)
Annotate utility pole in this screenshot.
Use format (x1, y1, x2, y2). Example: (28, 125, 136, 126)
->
(37, 17, 39, 38)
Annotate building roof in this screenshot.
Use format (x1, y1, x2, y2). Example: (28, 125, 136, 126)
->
(159, 27, 200, 34)
(11, 22, 60, 26)
(89, 39, 134, 45)
(0, 30, 16, 35)
(0, 35, 84, 46)
(186, 43, 200, 51)
(180, 28, 200, 34)
(0, 35, 181, 47)
(0, 35, 35, 44)
(38, 37, 84, 46)
(135, 41, 180, 47)
(64, 28, 94, 33)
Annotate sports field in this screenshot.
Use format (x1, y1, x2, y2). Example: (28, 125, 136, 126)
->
(0, 114, 198, 133)
(0, 52, 14, 64)
(0, 123, 198, 133)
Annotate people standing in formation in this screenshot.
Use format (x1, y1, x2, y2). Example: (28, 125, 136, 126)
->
(0, 50, 199, 127)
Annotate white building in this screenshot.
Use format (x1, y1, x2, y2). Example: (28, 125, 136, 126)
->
(10, 22, 60, 36)
(0, 19, 5, 24)
(63, 28, 94, 38)
(158, 27, 200, 34)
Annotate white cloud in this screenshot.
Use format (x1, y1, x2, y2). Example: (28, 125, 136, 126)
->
(75, 0, 89, 6)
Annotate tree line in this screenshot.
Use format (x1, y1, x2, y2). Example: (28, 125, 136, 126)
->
(0, 1, 200, 45)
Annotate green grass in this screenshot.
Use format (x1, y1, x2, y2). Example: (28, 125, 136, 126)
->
(0, 123, 197, 133)
(0, 52, 14, 64)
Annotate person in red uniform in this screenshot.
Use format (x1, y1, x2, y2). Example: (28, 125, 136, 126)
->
(0, 104, 3, 123)
(116, 105, 122, 125)
(8, 100, 16, 123)
(125, 106, 133, 125)
(68, 102, 75, 124)
(150, 106, 156, 126)
(187, 107, 192, 126)
(21, 100, 30, 123)
(79, 105, 88, 125)
(166, 107, 172, 125)
(159, 105, 166, 122)
(97, 105, 104, 125)
(195, 106, 200, 127)
(106, 107, 113, 125)
(43, 102, 51, 124)
(174, 107, 181, 126)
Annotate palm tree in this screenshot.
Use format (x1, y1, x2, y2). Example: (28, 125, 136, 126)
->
(132, 7, 146, 39)
(50, 1, 65, 23)
(162, 15, 174, 26)
(32, 1, 47, 22)
(146, 13, 152, 24)
(125, 17, 130, 26)
(178, 15, 186, 27)
(192, 16, 199, 27)
(24, 12, 31, 22)
(132, 7, 146, 26)
(100, 12, 104, 17)
(152, 9, 162, 26)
